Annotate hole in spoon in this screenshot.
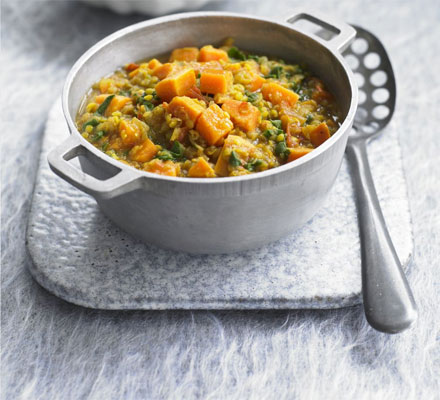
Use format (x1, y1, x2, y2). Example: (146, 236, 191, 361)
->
(352, 38, 368, 54)
(355, 72, 365, 87)
(372, 105, 390, 119)
(370, 70, 387, 86)
(372, 88, 389, 103)
(364, 52, 381, 69)
(345, 54, 359, 70)
(355, 107, 368, 123)
(362, 122, 380, 134)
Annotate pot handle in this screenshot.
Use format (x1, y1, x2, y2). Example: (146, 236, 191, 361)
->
(47, 134, 140, 200)
(285, 10, 356, 52)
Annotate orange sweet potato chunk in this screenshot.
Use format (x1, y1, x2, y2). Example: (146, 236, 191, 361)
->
(147, 58, 162, 70)
(261, 82, 299, 106)
(188, 157, 216, 178)
(309, 122, 330, 147)
(155, 68, 196, 102)
(198, 45, 228, 62)
(129, 138, 158, 162)
(214, 135, 256, 176)
(247, 72, 266, 92)
(200, 69, 233, 94)
(144, 159, 180, 176)
(152, 63, 174, 80)
(169, 47, 199, 62)
(221, 99, 260, 133)
(287, 147, 313, 162)
(196, 103, 233, 146)
(168, 96, 205, 124)
(96, 94, 132, 116)
(119, 118, 144, 146)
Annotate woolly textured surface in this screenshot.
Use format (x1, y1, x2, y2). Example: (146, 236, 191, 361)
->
(27, 99, 412, 310)
(1, 1, 439, 399)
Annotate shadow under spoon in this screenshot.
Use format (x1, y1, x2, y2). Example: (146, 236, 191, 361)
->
(343, 25, 417, 333)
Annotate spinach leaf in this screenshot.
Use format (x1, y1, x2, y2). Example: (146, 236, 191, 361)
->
(156, 141, 185, 161)
(275, 141, 289, 158)
(229, 150, 241, 167)
(96, 94, 115, 115)
(228, 47, 246, 61)
(270, 119, 283, 129)
(265, 66, 283, 79)
(82, 118, 100, 131)
(244, 159, 263, 171)
(91, 130, 105, 142)
(245, 90, 259, 103)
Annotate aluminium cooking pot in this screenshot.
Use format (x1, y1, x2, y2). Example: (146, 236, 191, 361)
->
(48, 10, 358, 254)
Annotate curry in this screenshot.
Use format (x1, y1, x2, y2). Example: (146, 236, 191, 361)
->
(76, 40, 341, 178)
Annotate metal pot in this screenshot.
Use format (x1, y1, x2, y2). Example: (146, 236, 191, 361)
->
(48, 10, 358, 254)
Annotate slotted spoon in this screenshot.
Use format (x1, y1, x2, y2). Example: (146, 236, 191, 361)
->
(343, 26, 417, 333)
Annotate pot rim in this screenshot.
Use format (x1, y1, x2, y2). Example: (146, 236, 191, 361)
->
(62, 10, 358, 185)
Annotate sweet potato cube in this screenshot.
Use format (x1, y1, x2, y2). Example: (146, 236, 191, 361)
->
(246, 72, 266, 92)
(152, 63, 174, 80)
(144, 159, 180, 176)
(96, 94, 132, 116)
(198, 45, 228, 62)
(168, 96, 205, 124)
(129, 138, 158, 163)
(196, 103, 233, 146)
(287, 147, 313, 162)
(188, 157, 216, 178)
(214, 135, 256, 176)
(221, 99, 260, 133)
(200, 69, 233, 94)
(261, 82, 299, 106)
(155, 68, 196, 102)
(169, 47, 199, 62)
(147, 58, 162, 70)
(119, 118, 145, 146)
(309, 122, 331, 147)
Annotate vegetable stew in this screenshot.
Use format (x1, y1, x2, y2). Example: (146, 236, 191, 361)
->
(76, 40, 341, 177)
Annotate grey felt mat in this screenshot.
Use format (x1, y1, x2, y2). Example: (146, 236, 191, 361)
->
(26, 99, 413, 309)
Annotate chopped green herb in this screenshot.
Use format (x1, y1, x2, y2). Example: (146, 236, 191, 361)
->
(141, 99, 155, 111)
(156, 151, 175, 161)
(122, 149, 130, 157)
(270, 119, 283, 129)
(170, 141, 184, 159)
(91, 130, 105, 142)
(82, 118, 100, 131)
(306, 114, 313, 125)
(275, 141, 289, 158)
(266, 66, 283, 79)
(156, 141, 185, 161)
(229, 150, 241, 167)
(248, 54, 260, 62)
(263, 129, 276, 139)
(245, 90, 259, 103)
(244, 159, 263, 171)
(197, 73, 201, 79)
(118, 90, 131, 97)
(291, 82, 300, 93)
(96, 94, 115, 115)
(101, 142, 109, 152)
(228, 47, 246, 61)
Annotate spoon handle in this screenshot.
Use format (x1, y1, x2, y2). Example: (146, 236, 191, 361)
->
(346, 139, 417, 333)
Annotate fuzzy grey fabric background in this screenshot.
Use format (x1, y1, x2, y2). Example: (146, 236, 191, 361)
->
(1, 0, 439, 399)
